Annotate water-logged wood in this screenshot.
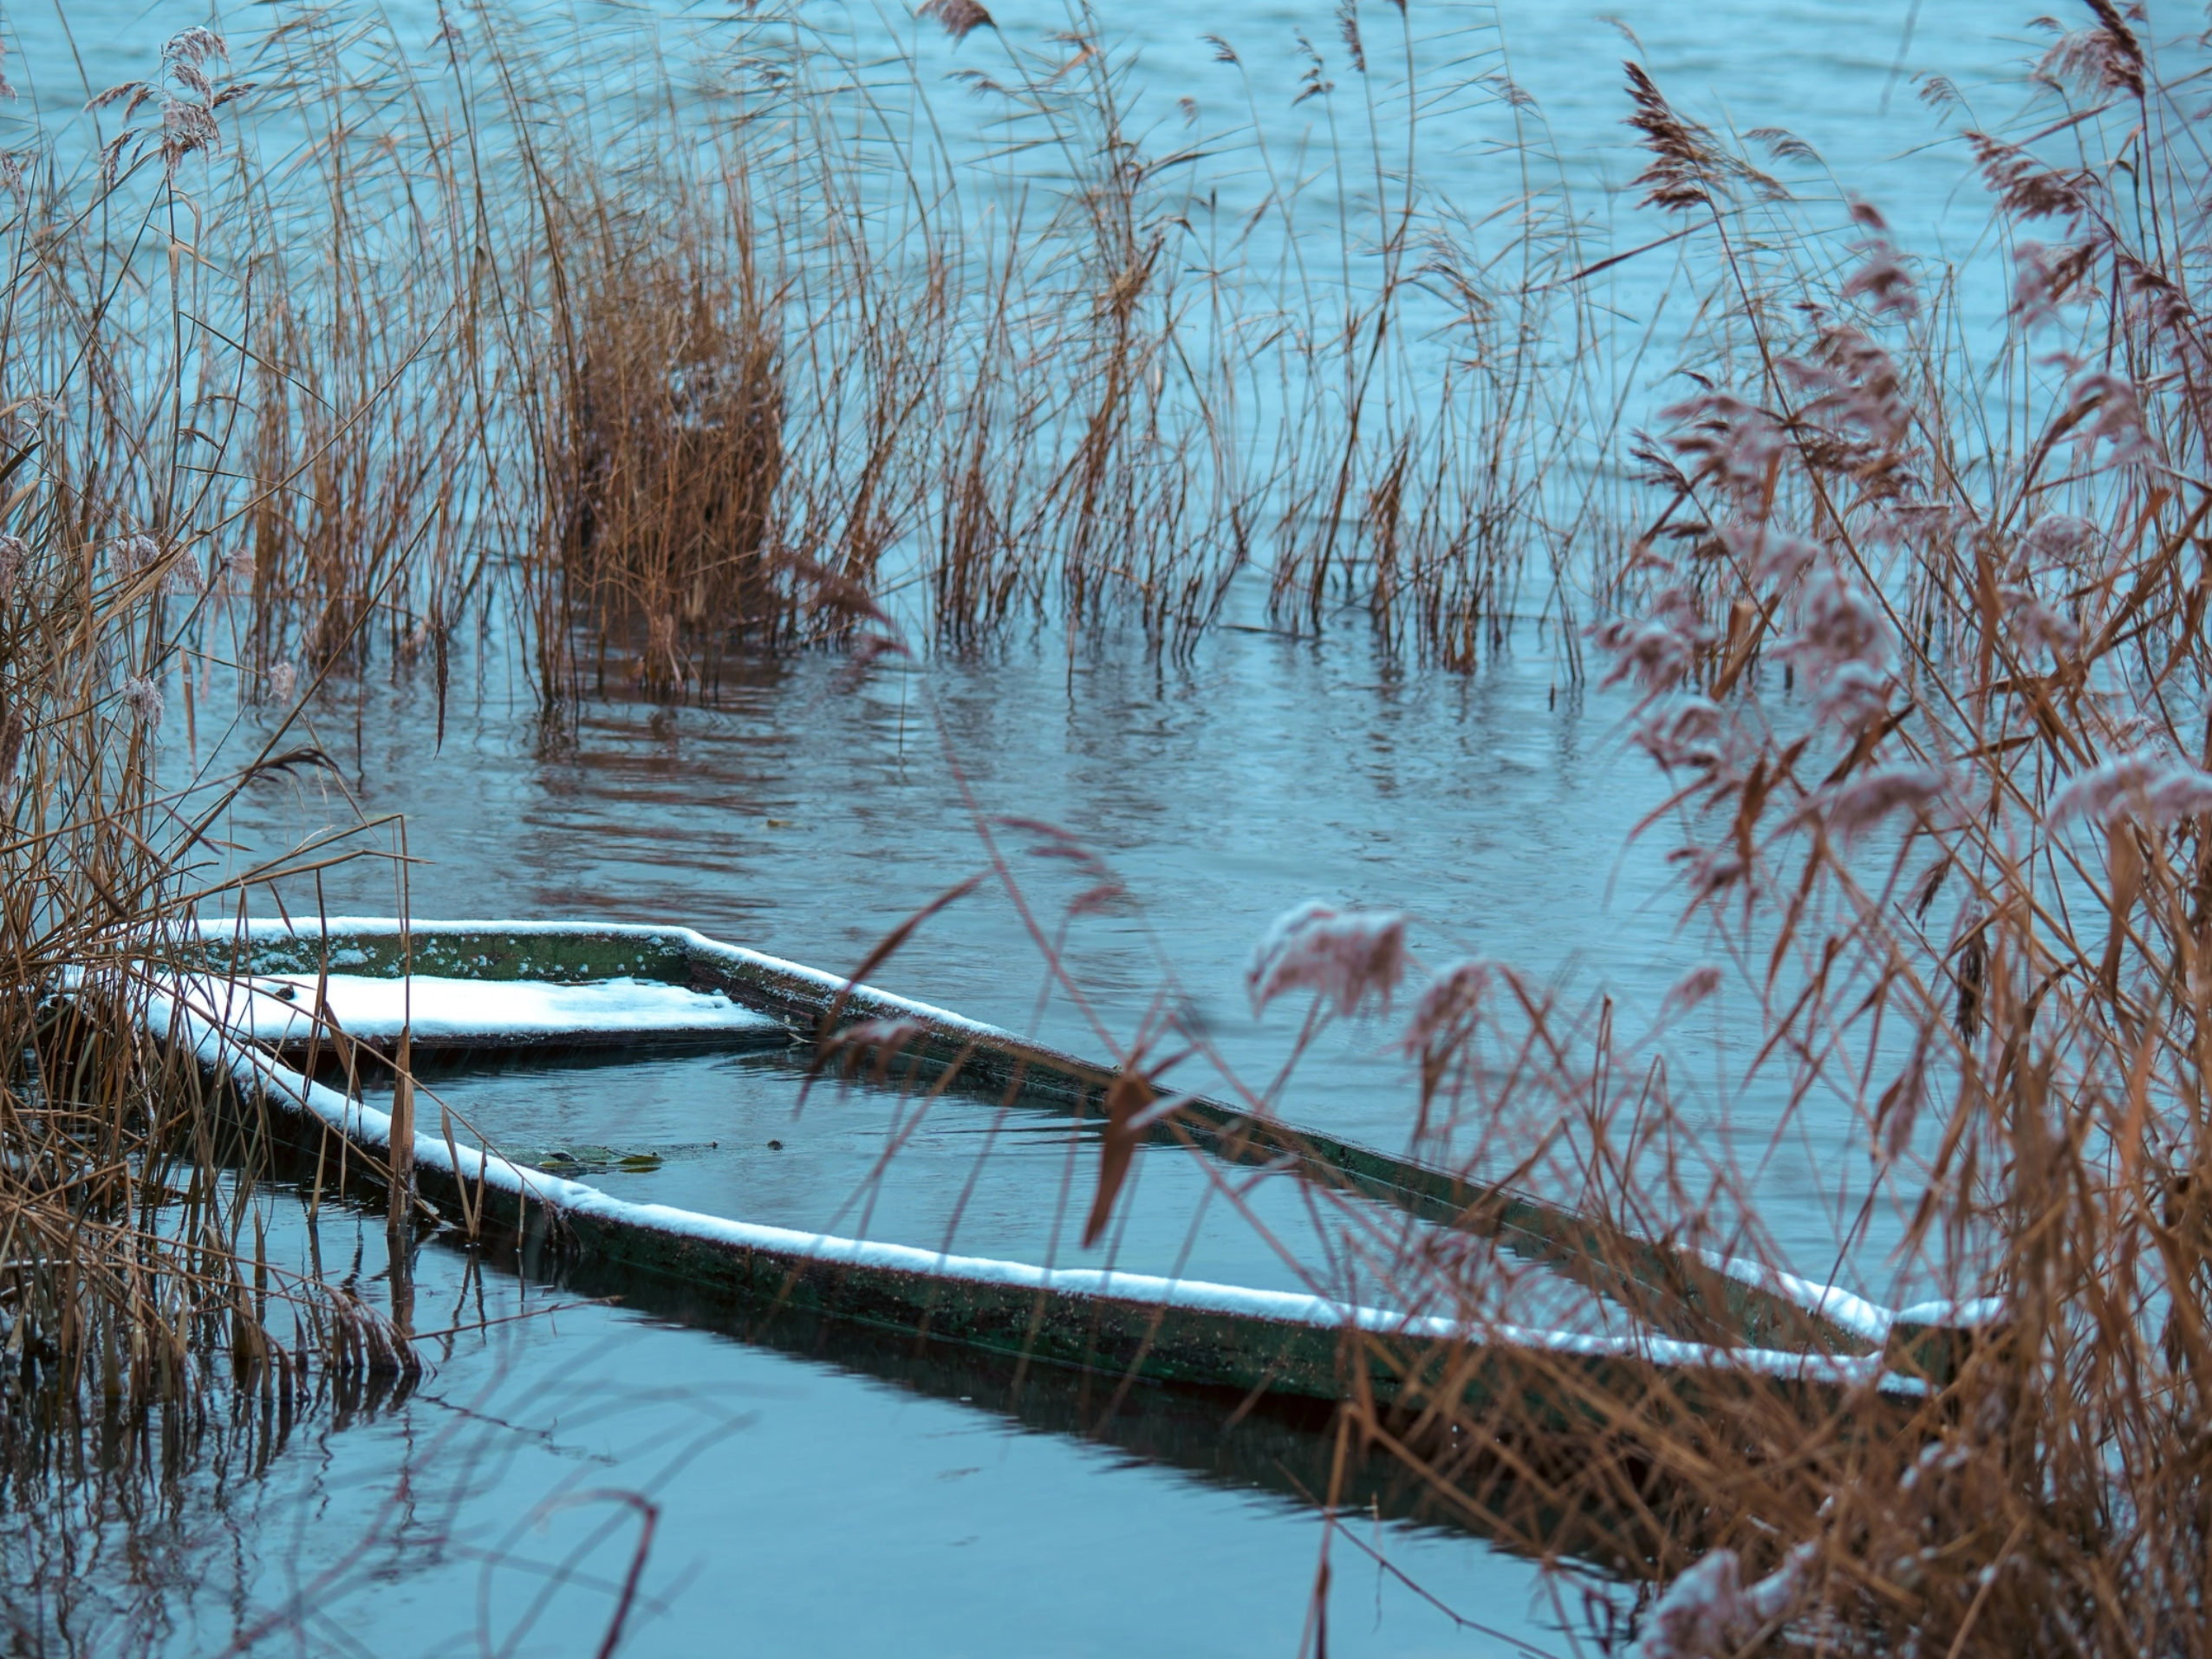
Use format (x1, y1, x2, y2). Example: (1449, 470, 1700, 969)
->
(189, 919, 1916, 1361)
(167, 920, 1993, 1428)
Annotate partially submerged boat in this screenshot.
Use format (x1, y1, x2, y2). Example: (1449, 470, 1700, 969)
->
(155, 919, 1996, 1425)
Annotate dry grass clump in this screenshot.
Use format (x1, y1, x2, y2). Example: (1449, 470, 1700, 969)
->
(0, 501, 412, 1455)
(556, 208, 784, 697)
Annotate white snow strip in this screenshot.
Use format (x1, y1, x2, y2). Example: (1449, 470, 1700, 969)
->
(1895, 1297, 2008, 1330)
(172, 971, 784, 1045)
(190, 924, 2008, 1363)
(1688, 1248, 1900, 1347)
(148, 968, 1928, 1397)
(198, 916, 1014, 1040)
(192, 919, 2004, 1352)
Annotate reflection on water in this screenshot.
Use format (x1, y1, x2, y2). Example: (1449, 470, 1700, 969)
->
(1, 1200, 1615, 1657)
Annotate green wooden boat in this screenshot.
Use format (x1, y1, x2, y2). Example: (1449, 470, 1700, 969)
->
(159, 918, 1996, 1423)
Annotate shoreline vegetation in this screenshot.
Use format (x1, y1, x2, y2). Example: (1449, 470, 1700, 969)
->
(5, 0, 2212, 1652)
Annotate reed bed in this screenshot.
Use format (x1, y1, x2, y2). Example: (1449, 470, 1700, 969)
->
(6, 0, 1608, 712)
(0, 19, 429, 1584)
(1197, 10, 2212, 1654)
(0, 355, 414, 1533)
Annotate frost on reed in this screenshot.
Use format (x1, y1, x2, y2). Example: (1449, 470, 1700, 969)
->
(1246, 901, 1408, 1021)
(1259, 11, 2212, 1656)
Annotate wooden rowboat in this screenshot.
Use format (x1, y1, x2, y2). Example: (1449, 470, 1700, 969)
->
(157, 918, 1996, 1422)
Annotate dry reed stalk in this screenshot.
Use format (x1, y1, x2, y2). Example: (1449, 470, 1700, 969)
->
(1263, 19, 2212, 1653)
(0, 20, 426, 1542)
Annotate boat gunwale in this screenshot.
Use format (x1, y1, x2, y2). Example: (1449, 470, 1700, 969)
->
(170, 917, 1998, 1389)
(151, 983, 1946, 1429)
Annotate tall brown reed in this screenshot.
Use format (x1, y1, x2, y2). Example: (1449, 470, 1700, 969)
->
(1250, 11, 2212, 1653)
(553, 185, 784, 697)
(19, 0, 1606, 709)
(0, 22, 418, 1515)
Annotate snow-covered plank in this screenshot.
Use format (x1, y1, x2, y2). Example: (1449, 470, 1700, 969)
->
(172, 970, 789, 1054)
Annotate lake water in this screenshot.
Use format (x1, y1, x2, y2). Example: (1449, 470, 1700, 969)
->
(71, 608, 1942, 1656)
(9, 0, 2053, 1651)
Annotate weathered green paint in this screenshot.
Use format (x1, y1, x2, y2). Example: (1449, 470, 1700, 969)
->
(198, 926, 698, 986)
(184, 921, 1884, 1360)
(506, 1142, 717, 1174)
(229, 1085, 1874, 1433)
(1883, 1312, 2001, 1391)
